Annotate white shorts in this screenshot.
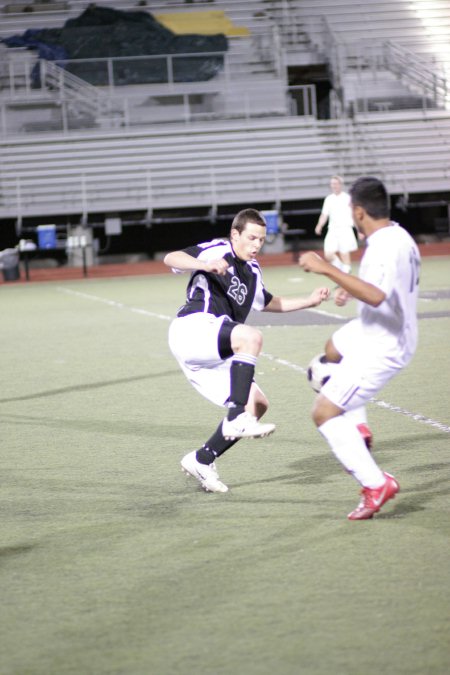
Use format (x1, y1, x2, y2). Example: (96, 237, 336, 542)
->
(324, 227, 358, 255)
(168, 313, 233, 407)
(321, 320, 400, 411)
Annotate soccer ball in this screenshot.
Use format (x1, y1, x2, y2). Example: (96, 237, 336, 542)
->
(306, 353, 336, 393)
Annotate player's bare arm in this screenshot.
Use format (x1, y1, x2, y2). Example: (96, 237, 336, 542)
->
(163, 250, 229, 275)
(314, 213, 327, 236)
(263, 287, 330, 313)
(298, 251, 386, 307)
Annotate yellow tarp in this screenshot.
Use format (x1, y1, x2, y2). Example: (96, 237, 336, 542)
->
(155, 10, 250, 36)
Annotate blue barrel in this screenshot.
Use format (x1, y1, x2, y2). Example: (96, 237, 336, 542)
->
(262, 210, 279, 235)
(37, 224, 56, 249)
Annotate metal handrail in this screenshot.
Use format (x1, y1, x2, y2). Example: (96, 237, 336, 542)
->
(0, 82, 317, 135)
(384, 40, 448, 109)
(318, 18, 449, 115)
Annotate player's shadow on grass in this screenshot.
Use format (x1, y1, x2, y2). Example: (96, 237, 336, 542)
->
(0, 543, 36, 559)
(232, 454, 342, 490)
(0, 370, 179, 404)
(341, 462, 450, 520)
(388, 464, 450, 517)
(386, 431, 449, 449)
(232, 452, 450, 519)
(374, 496, 428, 519)
(3, 411, 200, 440)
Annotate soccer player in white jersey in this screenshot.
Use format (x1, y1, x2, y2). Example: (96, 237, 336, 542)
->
(315, 175, 359, 273)
(300, 177, 420, 520)
(164, 208, 330, 493)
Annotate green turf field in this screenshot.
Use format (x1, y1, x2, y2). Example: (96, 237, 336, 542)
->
(1, 257, 449, 675)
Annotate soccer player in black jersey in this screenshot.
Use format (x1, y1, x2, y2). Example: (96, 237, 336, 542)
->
(164, 208, 329, 493)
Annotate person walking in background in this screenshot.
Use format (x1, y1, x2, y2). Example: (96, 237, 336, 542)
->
(315, 175, 360, 273)
(164, 208, 330, 494)
(300, 177, 420, 520)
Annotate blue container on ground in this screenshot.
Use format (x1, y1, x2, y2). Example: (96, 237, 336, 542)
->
(261, 210, 279, 234)
(37, 224, 56, 249)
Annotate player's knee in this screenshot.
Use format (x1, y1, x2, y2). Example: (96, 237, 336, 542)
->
(232, 325, 263, 355)
(248, 327, 263, 353)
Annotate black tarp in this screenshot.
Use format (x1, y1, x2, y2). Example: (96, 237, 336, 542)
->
(2, 5, 228, 86)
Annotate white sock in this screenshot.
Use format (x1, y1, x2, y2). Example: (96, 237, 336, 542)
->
(318, 416, 384, 488)
(344, 406, 367, 427)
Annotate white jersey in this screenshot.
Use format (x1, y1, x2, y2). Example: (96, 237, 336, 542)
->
(321, 191, 354, 230)
(345, 223, 420, 368)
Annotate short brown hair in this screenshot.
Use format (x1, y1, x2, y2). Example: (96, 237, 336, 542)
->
(231, 208, 266, 235)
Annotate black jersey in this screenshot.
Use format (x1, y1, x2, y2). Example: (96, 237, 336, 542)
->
(172, 239, 273, 322)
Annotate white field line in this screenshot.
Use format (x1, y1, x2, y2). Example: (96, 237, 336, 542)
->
(58, 287, 172, 321)
(58, 288, 450, 435)
(261, 352, 450, 434)
(307, 307, 344, 320)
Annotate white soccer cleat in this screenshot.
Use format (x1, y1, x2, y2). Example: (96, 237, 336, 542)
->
(181, 451, 228, 493)
(222, 412, 276, 440)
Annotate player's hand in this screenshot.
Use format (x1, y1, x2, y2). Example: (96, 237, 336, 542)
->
(299, 251, 329, 274)
(314, 224, 322, 236)
(205, 258, 229, 275)
(334, 287, 350, 306)
(309, 286, 330, 306)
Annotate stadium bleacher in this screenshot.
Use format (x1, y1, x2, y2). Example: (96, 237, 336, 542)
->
(0, 0, 449, 247)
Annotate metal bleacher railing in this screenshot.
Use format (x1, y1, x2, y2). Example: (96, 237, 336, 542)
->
(1, 0, 449, 134)
(321, 17, 448, 116)
(3, 110, 450, 226)
(0, 0, 450, 228)
(0, 23, 320, 134)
